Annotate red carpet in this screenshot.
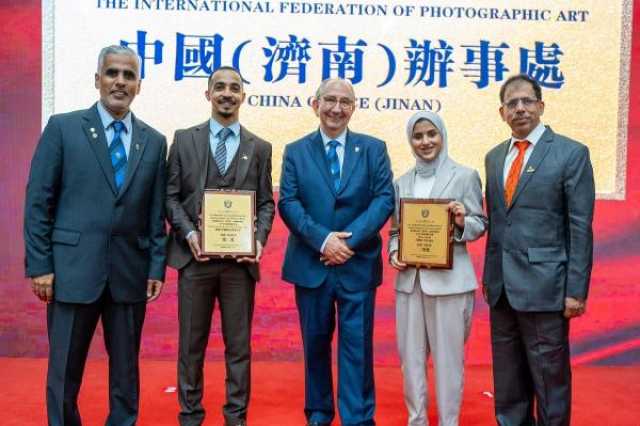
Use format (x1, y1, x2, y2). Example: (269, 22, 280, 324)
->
(1, 358, 638, 425)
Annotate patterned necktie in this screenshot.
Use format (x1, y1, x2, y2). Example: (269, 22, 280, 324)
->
(504, 140, 530, 207)
(109, 120, 127, 191)
(215, 127, 233, 174)
(326, 140, 341, 191)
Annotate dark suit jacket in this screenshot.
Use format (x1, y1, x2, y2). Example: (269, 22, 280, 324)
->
(165, 120, 274, 281)
(482, 126, 595, 311)
(278, 130, 394, 291)
(24, 103, 167, 304)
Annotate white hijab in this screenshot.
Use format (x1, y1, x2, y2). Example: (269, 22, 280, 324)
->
(406, 111, 449, 178)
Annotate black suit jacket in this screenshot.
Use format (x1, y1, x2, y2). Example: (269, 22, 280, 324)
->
(24, 103, 167, 303)
(166, 120, 274, 280)
(483, 126, 595, 311)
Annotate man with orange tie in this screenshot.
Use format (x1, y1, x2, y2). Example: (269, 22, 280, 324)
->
(483, 74, 595, 426)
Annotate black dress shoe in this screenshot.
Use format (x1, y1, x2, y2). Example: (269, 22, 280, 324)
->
(225, 421, 246, 426)
(306, 422, 330, 426)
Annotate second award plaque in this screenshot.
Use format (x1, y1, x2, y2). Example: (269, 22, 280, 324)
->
(399, 198, 454, 269)
(200, 189, 256, 257)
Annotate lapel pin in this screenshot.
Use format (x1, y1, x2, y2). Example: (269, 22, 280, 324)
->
(355, 146, 360, 153)
(526, 166, 535, 173)
(242, 154, 248, 160)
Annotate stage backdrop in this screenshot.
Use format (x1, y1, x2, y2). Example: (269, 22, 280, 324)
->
(0, 0, 638, 366)
(44, 0, 632, 197)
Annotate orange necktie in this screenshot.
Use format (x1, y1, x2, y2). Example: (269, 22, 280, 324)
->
(504, 140, 530, 207)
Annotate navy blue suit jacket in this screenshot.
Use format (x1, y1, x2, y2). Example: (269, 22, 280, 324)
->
(24, 103, 167, 304)
(278, 130, 394, 291)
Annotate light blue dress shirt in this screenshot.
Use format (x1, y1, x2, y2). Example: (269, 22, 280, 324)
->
(209, 118, 241, 170)
(318, 128, 348, 253)
(96, 101, 133, 158)
(319, 128, 346, 173)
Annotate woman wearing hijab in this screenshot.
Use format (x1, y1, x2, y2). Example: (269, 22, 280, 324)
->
(389, 111, 487, 426)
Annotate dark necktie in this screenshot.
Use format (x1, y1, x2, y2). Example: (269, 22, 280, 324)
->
(109, 121, 127, 191)
(326, 140, 341, 191)
(215, 127, 233, 174)
(504, 140, 530, 206)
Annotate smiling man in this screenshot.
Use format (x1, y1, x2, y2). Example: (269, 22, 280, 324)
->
(278, 78, 394, 426)
(24, 45, 167, 426)
(166, 66, 274, 426)
(483, 74, 595, 426)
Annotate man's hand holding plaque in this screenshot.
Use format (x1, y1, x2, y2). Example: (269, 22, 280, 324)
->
(398, 198, 455, 269)
(200, 189, 257, 258)
(187, 232, 210, 262)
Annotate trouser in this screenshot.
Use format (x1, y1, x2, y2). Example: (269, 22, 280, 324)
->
(396, 284, 474, 426)
(295, 273, 377, 426)
(46, 290, 146, 426)
(177, 260, 255, 426)
(490, 292, 571, 426)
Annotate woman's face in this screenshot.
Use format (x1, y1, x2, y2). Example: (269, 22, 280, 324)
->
(410, 120, 443, 162)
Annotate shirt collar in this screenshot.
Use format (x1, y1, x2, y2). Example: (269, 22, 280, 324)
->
(209, 118, 240, 138)
(319, 128, 347, 147)
(96, 101, 132, 133)
(508, 121, 546, 151)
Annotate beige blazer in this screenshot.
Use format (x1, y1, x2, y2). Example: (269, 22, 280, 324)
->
(389, 158, 487, 295)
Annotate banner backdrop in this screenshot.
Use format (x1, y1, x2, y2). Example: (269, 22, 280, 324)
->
(1, 1, 637, 364)
(43, 0, 633, 197)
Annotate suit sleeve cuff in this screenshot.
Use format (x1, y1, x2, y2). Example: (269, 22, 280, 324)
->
(319, 232, 333, 254)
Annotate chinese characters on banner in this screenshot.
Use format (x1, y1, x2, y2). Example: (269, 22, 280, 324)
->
(122, 31, 565, 89)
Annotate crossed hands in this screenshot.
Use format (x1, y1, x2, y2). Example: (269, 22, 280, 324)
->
(320, 232, 353, 266)
(187, 232, 263, 264)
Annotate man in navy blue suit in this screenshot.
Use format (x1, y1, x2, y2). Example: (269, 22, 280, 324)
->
(278, 78, 394, 426)
(24, 45, 167, 426)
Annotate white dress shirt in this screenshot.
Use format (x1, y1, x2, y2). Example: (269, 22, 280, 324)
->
(502, 121, 546, 185)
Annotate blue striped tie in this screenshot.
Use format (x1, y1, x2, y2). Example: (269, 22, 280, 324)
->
(109, 121, 127, 191)
(215, 127, 233, 174)
(326, 140, 341, 191)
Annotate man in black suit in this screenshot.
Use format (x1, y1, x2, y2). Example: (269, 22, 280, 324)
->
(24, 45, 167, 426)
(166, 66, 275, 426)
(483, 74, 595, 425)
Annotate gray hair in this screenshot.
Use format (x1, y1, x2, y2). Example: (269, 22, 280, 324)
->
(96, 45, 141, 74)
(314, 78, 355, 100)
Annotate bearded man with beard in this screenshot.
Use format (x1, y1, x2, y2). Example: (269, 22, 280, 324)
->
(166, 66, 275, 426)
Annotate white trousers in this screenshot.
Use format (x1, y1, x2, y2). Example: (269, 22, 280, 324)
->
(396, 283, 475, 426)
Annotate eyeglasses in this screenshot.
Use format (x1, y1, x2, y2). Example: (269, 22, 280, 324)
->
(321, 96, 354, 110)
(503, 97, 539, 110)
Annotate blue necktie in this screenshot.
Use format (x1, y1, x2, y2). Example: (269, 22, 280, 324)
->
(109, 121, 127, 191)
(326, 140, 341, 191)
(215, 127, 233, 174)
